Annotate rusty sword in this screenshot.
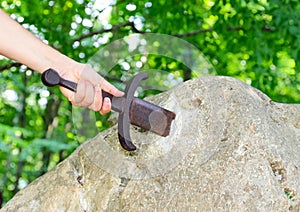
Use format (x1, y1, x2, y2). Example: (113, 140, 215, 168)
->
(41, 68, 176, 151)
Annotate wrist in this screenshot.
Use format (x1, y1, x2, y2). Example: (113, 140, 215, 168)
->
(45, 52, 82, 79)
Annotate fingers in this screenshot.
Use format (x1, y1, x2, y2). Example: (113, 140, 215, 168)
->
(99, 76, 124, 97)
(100, 97, 111, 115)
(81, 64, 124, 97)
(92, 86, 103, 111)
(65, 64, 124, 114)
(72, 79, 94, 108)
(70, 80, 112, 115)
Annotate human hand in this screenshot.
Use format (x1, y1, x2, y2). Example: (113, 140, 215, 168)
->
(59, 63, 124, 114)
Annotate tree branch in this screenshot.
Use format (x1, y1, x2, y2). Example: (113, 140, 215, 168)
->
(172, 25, 275, 38)
(72, 20, 146, 43)
(73, 22, 134, 42)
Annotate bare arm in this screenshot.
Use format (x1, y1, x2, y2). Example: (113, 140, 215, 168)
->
(0, 9, 123, 114)
(0, 9, 74, 73)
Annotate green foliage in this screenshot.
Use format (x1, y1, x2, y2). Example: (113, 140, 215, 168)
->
(1, 0, 300, 206)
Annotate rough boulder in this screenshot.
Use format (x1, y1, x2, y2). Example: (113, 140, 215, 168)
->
(2, 76, 300, 211)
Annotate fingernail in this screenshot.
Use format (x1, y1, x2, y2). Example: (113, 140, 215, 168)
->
(117, 91, 125, 96)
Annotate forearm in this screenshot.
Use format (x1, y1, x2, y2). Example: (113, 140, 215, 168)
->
(0, 9, 78, 74)
(0, 9, 123, 114)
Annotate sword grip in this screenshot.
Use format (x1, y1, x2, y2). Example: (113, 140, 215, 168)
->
(41, 68, 114, 104)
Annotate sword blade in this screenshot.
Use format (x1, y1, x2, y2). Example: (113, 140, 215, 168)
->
(129, 97, 176, 137)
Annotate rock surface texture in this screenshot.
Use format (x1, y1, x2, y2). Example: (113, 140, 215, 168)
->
(2, 76, 300, 212)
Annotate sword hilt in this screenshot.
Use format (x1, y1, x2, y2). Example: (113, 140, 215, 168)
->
(41, 68, 116, 109)
(41, 68, 148, 151)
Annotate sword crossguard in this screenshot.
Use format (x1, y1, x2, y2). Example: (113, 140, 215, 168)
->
(117, 72, 148, 151)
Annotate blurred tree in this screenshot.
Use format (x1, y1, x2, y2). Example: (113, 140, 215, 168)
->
(1, 0, 300, 207)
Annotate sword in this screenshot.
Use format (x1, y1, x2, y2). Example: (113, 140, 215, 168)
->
(41, 69, 176, 151)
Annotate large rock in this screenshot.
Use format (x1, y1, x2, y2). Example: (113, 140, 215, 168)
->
(2, 76, 300, 211)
